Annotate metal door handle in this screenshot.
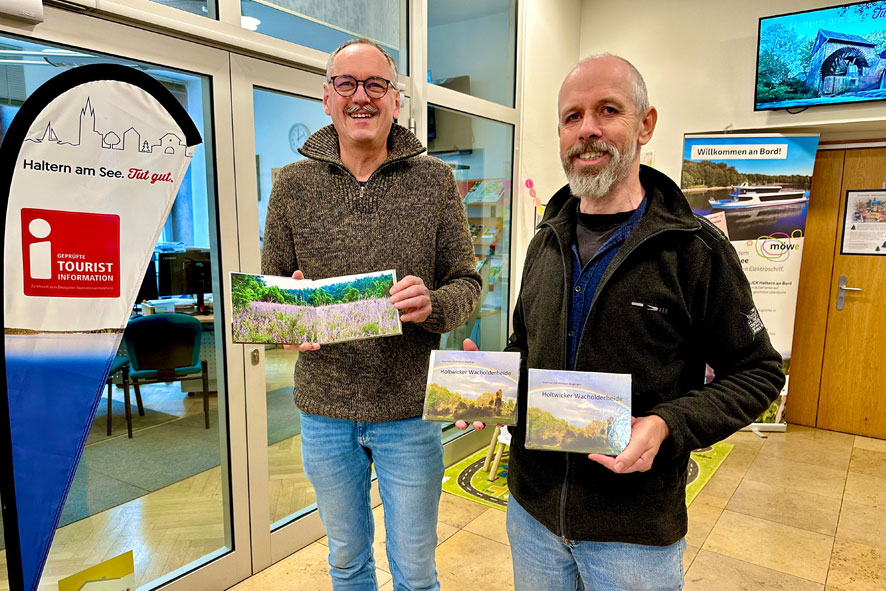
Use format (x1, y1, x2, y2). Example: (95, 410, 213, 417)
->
(251, 348, 260, 365)
(836, 275, 862, 310)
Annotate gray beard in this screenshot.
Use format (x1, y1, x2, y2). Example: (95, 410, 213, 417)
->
(562, 138, 636, 201)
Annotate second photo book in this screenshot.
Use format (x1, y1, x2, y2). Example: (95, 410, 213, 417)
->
(423, 350, 521, 426)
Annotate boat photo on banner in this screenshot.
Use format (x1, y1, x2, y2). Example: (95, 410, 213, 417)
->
(681, 133, 820, 430)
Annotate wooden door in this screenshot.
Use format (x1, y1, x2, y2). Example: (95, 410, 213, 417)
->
(816, 148, 886, 438)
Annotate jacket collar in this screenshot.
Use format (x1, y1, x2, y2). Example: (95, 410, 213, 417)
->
(298, 124, 426, 169)
(541, 165, 701, 244)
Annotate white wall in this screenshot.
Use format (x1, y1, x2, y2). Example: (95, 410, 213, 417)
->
(519, 0, 582, 202)
(514, 0, 581, 283)
(578, 0, 886, 183)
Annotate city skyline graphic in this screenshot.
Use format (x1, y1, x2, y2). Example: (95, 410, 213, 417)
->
(24, 97, 187, 156)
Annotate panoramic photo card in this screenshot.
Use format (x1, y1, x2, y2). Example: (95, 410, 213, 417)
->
(423, 350, 521, 425)
(231, 269, 402, 345)
(526, 368, 632, 455)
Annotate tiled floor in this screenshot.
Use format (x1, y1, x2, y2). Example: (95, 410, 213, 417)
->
(229, 425, 886, 591)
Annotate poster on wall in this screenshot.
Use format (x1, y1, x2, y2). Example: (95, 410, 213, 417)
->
(841, 190, 886, 255)
(681, 133, 820, 430)
(0, 64, 201, 591)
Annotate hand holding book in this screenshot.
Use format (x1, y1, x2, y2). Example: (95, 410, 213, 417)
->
(587, 414, 670, 474)
(454, 338, 488, 431)
(389, 275, 432, 323)
(282, 270, 321, 352)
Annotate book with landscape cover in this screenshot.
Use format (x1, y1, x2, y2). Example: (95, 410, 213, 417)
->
(231, 269, 402, 345)
(526, 368, 631, 454)
(423, 350, 521, 425)
(462, 179, 506, 204)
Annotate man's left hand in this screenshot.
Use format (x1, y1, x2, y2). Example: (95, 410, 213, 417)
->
(588, 415, 670, 474)
(390, 275, 432, 323)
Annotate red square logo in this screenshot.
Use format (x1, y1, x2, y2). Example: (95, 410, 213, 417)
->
(22, 208, 121, 298)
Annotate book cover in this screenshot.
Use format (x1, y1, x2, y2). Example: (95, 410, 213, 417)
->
(423, 350, 521, 425)
(462, 179, 506, 204)
(231, 269, 402, 345)
(526, 368, 631, 454)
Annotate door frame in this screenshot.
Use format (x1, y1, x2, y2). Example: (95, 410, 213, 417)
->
(787, 144, 886, 435)
(0, 7, 251, 591)
(229, 54, 331, 571)
(230, 52, 490, 571)
(1, 8, 494, 588)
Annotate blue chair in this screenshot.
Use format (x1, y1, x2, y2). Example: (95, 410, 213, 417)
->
(123, 313, 210, 436)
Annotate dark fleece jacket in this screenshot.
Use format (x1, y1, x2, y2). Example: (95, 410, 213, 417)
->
(506, 165, 784, 545)
(262, 124, 481, 422)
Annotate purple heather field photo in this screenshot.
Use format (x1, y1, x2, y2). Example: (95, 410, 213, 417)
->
(231, 270, 402, 345)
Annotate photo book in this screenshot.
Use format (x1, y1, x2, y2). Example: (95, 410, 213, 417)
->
(423, 350, 521, 425)
(526, 368, 631, 455)
(231, 269, 402, 345)
(462, 179, 506, 204)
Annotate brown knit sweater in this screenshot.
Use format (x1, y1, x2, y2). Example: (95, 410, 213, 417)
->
(262, 124, 481, 421)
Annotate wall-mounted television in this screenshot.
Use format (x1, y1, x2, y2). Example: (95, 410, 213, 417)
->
(755, 1, 886, 111)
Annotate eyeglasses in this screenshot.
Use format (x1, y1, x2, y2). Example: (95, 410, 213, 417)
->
(329, 75, 394, 99)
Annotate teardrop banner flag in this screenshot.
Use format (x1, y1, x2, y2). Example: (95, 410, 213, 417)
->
(0, 64, 201, 591)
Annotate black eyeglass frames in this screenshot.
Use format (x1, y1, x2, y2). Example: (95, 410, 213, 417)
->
(329, 75, 394, 99)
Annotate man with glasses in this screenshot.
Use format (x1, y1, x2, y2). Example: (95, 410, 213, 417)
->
(262, 38, 480, 591)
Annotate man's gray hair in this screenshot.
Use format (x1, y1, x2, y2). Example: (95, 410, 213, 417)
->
(579, 53, 650, 114)
(326, 38, 399, 82)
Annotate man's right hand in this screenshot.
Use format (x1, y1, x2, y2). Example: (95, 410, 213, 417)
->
(588, 415, 669, 474)
(283, 270, 321, 352)
(455, 338, 487, 431)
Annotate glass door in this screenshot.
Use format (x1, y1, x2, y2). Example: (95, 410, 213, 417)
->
(230, 53, 492, 569)
(0, 9, 249, 591)
(230, 55, 331, 568)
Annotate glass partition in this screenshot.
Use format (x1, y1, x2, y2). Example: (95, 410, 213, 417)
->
(427, 0, 517, 107)
(0, 34, 228, 590)
(429, 105, 512, 352)
(252, 87, 330, 527)
(240, 0, 408, 75)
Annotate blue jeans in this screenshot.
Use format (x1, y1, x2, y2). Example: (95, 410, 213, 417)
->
(507, 496, 685, 591)
(300, 411, 444, 591)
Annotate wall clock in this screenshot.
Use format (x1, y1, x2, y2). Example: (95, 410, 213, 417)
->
(289, 122, 310, 153)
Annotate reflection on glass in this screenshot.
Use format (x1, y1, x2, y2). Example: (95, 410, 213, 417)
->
(240, 0, 407, 76)
(253, 88, 328, 527)
(428, 0, 517, 107)
(428, 105, 512, 352)
(0, 35, 226, 590)
(148, 0, 217, 19)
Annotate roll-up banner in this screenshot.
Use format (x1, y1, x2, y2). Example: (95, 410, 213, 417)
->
(681, 134, 820, 431)
(0, 64, 201, 591)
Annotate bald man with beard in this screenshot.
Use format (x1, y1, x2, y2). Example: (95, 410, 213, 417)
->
(463, 54, 784, 590)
